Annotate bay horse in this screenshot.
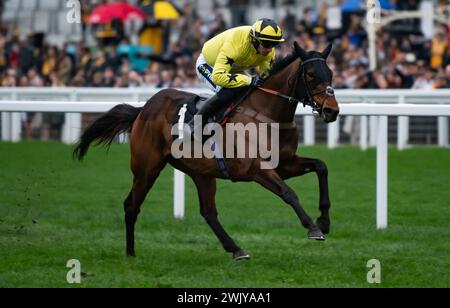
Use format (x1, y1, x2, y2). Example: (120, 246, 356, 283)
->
(73, 42, 340, 260)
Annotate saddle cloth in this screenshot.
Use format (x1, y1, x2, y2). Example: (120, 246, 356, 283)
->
(171, 93, 233, 179)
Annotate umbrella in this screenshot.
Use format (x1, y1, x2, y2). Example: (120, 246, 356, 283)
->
(87, 3, 147, 24)
(341, 0, 395, 13)
(140, 0, 181, 20)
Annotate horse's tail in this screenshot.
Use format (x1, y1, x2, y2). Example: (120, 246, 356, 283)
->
(73, 104, 142, 160)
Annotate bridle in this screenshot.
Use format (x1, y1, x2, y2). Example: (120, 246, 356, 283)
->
(301, 58, 335, 114)
(258, 58, 335, 116)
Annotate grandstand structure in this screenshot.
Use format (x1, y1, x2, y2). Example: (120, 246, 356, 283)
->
(1, 0, 319, 45)
(2, 0, 83, 44)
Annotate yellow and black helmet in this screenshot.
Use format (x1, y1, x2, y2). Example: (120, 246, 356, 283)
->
(251, 18, 285, 43)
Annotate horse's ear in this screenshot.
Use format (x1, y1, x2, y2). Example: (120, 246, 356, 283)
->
(293, 41, 308, 61)
(322, 43, 333, 59)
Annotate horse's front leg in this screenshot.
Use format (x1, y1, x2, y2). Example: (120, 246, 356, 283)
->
(253, 167, 324, 240)
(277, 155, 331, 234)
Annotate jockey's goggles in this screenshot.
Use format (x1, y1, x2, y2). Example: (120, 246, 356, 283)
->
(259, 39, 280, 49)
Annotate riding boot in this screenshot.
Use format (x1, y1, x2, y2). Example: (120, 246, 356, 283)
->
(187, 94, 221, 139)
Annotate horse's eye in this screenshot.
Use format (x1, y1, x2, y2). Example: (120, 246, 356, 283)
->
(307, 72, 315, 79)
(326, 86, 335, 96)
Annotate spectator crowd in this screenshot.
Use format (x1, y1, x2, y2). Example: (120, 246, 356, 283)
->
(1, 0, 450, 90)
(0, 0, 449, 140)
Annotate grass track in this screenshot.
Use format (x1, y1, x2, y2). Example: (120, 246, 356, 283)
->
(0, 142, 449, 287)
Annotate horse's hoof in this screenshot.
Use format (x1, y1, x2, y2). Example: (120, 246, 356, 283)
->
(316, 219, 330, 235)
(233, 250, 251, 261)
(127, 252, 136, 257)
(308, 229, 325, 241)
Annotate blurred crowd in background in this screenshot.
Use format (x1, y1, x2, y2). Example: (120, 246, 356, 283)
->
(0, 0, 449, 139)
(0, 0, 449, 90)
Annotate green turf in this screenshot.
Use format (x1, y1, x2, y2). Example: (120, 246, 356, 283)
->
(0, 142, 449, 288)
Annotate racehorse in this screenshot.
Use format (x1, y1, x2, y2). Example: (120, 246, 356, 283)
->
(73, 42, 339, 260)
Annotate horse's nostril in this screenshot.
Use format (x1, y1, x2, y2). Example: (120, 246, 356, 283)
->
(323, 108, 336, 116)
(323, 108, 339, 122)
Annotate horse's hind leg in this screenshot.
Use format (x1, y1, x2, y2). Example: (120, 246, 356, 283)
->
(124, 176, 150, 257)
(191, 175, 249, 260)
(124, 159, 166, 256)
(124, 125, 167, 257)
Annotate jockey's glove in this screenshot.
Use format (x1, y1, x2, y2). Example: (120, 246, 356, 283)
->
(250, 75, 265, 87)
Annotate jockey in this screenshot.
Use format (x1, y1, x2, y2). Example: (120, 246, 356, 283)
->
(189, 18, 285, 132)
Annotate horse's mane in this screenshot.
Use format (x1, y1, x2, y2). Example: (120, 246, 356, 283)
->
(268, 51, 298, 76)
(269, 48, 326, 77)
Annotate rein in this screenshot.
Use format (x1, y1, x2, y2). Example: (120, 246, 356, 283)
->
(257, 86, 321, 116)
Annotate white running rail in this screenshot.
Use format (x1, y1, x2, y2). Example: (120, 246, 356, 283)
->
(1, 88, 449, 148)
(1, 90, 450, 229)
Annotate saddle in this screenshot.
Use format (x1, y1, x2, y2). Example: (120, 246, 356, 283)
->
(172, 93, 235, 179)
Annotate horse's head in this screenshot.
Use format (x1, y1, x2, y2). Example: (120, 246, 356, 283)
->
(293, 42, 340, 123)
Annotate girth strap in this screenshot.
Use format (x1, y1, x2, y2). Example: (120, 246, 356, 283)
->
(234, 106, 296, 129)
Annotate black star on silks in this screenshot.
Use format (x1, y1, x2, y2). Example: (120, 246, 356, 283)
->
(225, 56, 235, 66)
(227, 74, 238, 83)
(260, 19, 279, 33)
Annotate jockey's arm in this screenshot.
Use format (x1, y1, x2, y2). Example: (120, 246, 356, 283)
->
(211, 44, 252, 88)
(257, 50, 276, 79)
